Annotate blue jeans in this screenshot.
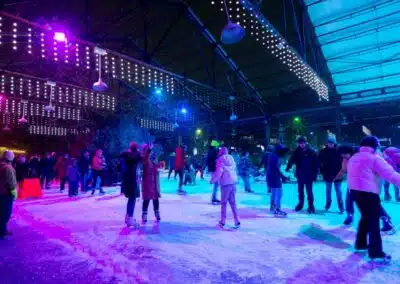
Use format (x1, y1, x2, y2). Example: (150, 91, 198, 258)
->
(271, 188, 283, 209)
(384, 181, 400, 200)
(126, 197, 136, 217)
(80, 171, 90, 192)
(325, 181, 343, 205)
(211, 181, 219, 201)
(241, 175, 251, 191)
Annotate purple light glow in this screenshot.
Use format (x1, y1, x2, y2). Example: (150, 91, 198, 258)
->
(54, 32, 67, 42)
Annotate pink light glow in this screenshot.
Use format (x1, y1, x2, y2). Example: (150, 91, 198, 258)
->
(54, 32, 67, 42)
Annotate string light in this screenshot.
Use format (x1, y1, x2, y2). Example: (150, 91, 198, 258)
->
(64, 41, 69, 63)
(40, 33, 45, 58)
(85, 46, 90, 69)
(12, 22, 17, 50)
(27, 28, 32, 54)
(75, 43, 80, 67)
(0, 17, 2, 45)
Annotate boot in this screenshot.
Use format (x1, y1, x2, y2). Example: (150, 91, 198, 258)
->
(325, 200, 331, 211)
(307, 206, 316, 214)
(155, 210, 161, 222)
(384, 194, 391, 201)
(370, 252, 391, 262)
(234, 221, 241, 229)
(338, 201, 344, 214)
(125, 215, 135, 228)
(270, 204, 275, 213)
(381, 217, 394, 234)
(343, 214, 353, 225)
(142, 212, 148, 224)
(274, 209, 287, 217)
(295, 204, 303, 212)
(217, 221, 225, 228)
(211, 199, 221, 205)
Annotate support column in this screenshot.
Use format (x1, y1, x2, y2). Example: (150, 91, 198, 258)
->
(335, 100, 342, 141)
(264, 119, 270, 146)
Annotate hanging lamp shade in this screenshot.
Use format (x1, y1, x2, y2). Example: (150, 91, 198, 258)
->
(221, 21, 245, 44)
(92, 78, 108, 92)
(18, 117, 28, 124)
(44, 104, 55, 113)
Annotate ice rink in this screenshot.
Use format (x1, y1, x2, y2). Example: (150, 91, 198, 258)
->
(2, 174, 400, 284)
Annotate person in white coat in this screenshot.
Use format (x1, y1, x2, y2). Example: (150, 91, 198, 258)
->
(211, 147, 240, 228)
(347, 136, 400, 261)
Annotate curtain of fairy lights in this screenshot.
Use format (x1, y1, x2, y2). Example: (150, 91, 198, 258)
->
(210, 0, 329, 101)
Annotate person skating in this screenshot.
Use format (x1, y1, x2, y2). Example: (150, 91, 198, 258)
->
(286, 137, 319, 213)
(55, 154, 69, 192)
(175, 145, 186, 195)
(66, 158, 80, 197)
(336, 146, 395, 233)
(207, 142, 220, 203)
(347, 136, 400, 261)
(78, 150, 91, 192)
(40, 152, 53, 189)
(0, 150, 17, 239)
(167, 152, 176, 180)
(120, 142, 142, 227)
(383, 147, 400, 202)
(91, 149, 107, 195)
(267, 144, 290, 216)
(238, 152, 253, 193)
(259, 146, 274, 194)
(210, 147, 240, 228)
(141, 144, 161, 224)
(319, 138, 344, 213)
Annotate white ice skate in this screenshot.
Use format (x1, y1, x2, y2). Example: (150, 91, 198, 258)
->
(125, 215, 136, 228)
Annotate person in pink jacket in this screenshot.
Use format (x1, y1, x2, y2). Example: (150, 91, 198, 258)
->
(210, 147, 240, 229)
(348, 136, 400, 261)
(383, 147, 400, 201)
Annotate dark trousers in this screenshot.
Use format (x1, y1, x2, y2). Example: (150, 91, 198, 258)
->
(351, 190, 384, 257)
(143, 199, 160, 213)
(168, 169, 177, 180)
(60, 177, 67, 191)
(68, 181, 79, 197)
(80, 171, 89, 192)
(92, 170, 104, 189)
(297, 179, 314, 208)
(126, 197, 136, 217)
(40, 172, 51, 188)
(195, 168, 204, 179)
(0, 195, 14, 236)
(346, 189, 390, 219)
(176, 169, 184, 189)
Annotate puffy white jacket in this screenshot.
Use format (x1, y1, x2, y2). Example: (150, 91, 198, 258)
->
(211, 154, 238, 186)
(347, 147, 400, 195)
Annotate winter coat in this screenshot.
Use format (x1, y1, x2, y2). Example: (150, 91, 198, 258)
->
(78, 157, 91, 174)
(267, 145, 289, 188)
(206, 146, 219, 172)
(120, 150, 142, 199)
(54, 157, 69, 178)
(211, 152, 238, 186)
(40, 158, 53, 174)
(142, 149, 161, 200)
(238, 156, 252, 176)
(92, 155, 106, 171)
(347, 146, 400, 195)
(168, 154, 176, 170)
(15, 161, 28, 182)
(384, 147, 400, 167)
(0, 161, 17, 196)
(319, 146, 342, 182)
(66, 165, 80, 183)
(28, 157, 42, 178)
(175, 146, 185, 171)
(286, 146, 319, 181)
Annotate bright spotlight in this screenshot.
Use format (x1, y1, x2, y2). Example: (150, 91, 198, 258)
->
(54, 32, 67, 42)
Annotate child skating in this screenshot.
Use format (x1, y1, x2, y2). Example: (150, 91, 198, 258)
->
(210, 147, 240, 229)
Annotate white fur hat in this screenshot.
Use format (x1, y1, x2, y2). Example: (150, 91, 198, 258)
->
(2, 150, 15, 162)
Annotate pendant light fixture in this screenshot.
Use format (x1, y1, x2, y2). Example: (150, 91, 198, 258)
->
(92, 47, 108, 92)
(18, 100, 28, 124)
(221, 0, 245, 44)
(44, 81, 56, 112)
(229, 95, 238, 121)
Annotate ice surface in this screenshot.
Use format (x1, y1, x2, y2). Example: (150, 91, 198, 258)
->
(1, 174, 400, 284)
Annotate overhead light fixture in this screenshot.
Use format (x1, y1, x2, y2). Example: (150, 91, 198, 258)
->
(93, 47, 108, 92)
(45, 81, 56, 113)
(54, 32, 67, 42)
(221, 0, 245, 44)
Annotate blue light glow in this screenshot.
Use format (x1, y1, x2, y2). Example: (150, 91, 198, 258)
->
(181, 107, 187, 114)
(154, 88, 162, 95)
(305, 0, 400, 98)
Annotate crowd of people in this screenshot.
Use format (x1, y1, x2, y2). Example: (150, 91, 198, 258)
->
(2, 134, 400, 262)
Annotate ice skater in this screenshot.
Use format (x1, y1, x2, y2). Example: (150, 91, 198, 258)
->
(120, 142, 142, 227)
(267, 144, 289, 216)
(141, 144, 161, 224)
(91, 149, 107, 195)
(211, 147, 240, 229)
(347, 136, 400, 261)
(286, 137, 319, 214)
(238, 151, 253, 193)
(66, 158, 80, 197)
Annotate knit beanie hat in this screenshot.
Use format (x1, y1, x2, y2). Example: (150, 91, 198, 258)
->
(2, 150, 15, 162)
(297, 136, 306, 144)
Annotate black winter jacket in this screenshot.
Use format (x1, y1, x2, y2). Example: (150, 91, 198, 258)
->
(286, 146, 319, 181)
(319, 146, 342, 182)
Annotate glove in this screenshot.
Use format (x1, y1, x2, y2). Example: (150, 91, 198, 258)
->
(11, 188, 17, 199)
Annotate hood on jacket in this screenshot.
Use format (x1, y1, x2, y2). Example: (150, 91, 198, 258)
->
(274, 144, 289, 157)
(218, 153, 236, 167)
(384, 147, 400, 166)
(218, 147, 228, 157)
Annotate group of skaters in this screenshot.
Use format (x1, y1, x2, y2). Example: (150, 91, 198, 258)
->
(11, 149, 108, 197)
(2, 135, 400, 261)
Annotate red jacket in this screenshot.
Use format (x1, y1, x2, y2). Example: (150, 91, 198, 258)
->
(175, 147, 185, 170)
